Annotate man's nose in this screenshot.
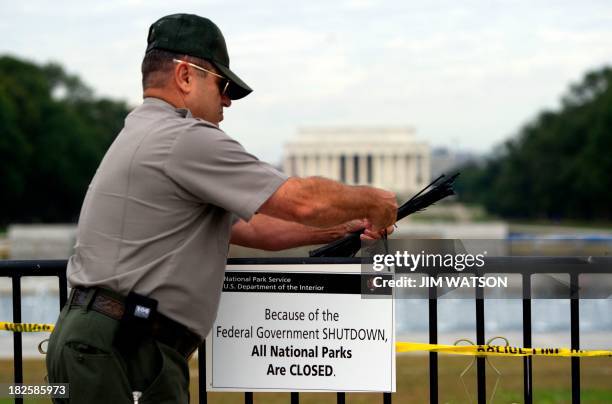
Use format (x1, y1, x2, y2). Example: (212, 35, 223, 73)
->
(222, 94, 232, 108)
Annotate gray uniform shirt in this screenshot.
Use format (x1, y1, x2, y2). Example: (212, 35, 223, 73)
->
(68, 97, 287, 338)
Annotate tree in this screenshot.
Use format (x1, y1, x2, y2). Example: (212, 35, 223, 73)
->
(0, 55, 130, 225)
(457, 66, 612, 221)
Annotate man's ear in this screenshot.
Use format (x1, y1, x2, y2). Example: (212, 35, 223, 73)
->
(174, 63, 192, 93)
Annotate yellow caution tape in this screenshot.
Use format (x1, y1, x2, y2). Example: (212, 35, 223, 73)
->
(0, 322, 54, 333)
(1, 322, 611, 358)
(396, 341, 612, 357)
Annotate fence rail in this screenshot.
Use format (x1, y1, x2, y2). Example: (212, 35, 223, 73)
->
(1, 257, 611, 404)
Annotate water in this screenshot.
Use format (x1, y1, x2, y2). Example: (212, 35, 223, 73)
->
(0, 292, 61, 325)
(1, 292, 610, 357)
(395, 298, 612, 334)
(3, 291, 608, 333)
(0, 291, 63, 358)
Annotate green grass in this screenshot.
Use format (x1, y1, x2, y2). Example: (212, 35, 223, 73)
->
(1, 356, 611, 403)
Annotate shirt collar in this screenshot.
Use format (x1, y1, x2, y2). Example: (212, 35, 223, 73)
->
(143, 97, 193, 118)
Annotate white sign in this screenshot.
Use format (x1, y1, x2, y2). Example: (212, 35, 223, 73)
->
(206, 264, 395, 392)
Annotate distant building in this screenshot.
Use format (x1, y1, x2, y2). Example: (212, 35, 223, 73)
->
(283, 127, 430, 198)
(430, 147, 478, 179)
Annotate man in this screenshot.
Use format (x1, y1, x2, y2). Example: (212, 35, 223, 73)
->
(46, 13, 397, 404)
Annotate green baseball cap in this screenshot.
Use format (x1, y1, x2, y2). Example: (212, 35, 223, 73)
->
(146, 13, 252, 100)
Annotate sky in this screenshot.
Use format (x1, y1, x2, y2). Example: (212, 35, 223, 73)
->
(1, 0, 611, 164)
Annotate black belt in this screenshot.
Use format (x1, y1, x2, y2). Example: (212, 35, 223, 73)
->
(69, 287, 202, 359)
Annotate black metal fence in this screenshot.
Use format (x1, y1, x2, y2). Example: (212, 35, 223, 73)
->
(1, 257, 610, 404)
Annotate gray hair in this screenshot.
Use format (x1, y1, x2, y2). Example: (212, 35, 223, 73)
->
(141, 49, 213, 90)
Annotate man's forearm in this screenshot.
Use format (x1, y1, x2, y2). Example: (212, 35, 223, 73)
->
(230, 214, 353, 251)
(259, 177, 397, 230)
(290, 177, 376, 226)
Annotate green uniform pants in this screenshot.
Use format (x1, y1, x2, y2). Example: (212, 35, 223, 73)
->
(46, 294, 190, 404)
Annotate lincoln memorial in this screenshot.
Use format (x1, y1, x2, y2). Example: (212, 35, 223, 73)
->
(282, 127, 430, 198)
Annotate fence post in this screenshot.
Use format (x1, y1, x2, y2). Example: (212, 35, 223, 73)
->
(475, 284, 486, 404)
(522, 274, 533, 404)
(11, 275, 23, 404)
(428, 276, 438, 404)
(570, 273, 580, 404)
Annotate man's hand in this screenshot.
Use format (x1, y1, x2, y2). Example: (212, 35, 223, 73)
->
(363, 188, 398, 231)
(342, 218, 395, 240)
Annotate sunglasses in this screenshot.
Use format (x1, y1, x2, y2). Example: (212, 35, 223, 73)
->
(173, 59, 230, 96)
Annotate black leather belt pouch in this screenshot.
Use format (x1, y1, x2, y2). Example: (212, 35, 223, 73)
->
(115, 292, 158, 346)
